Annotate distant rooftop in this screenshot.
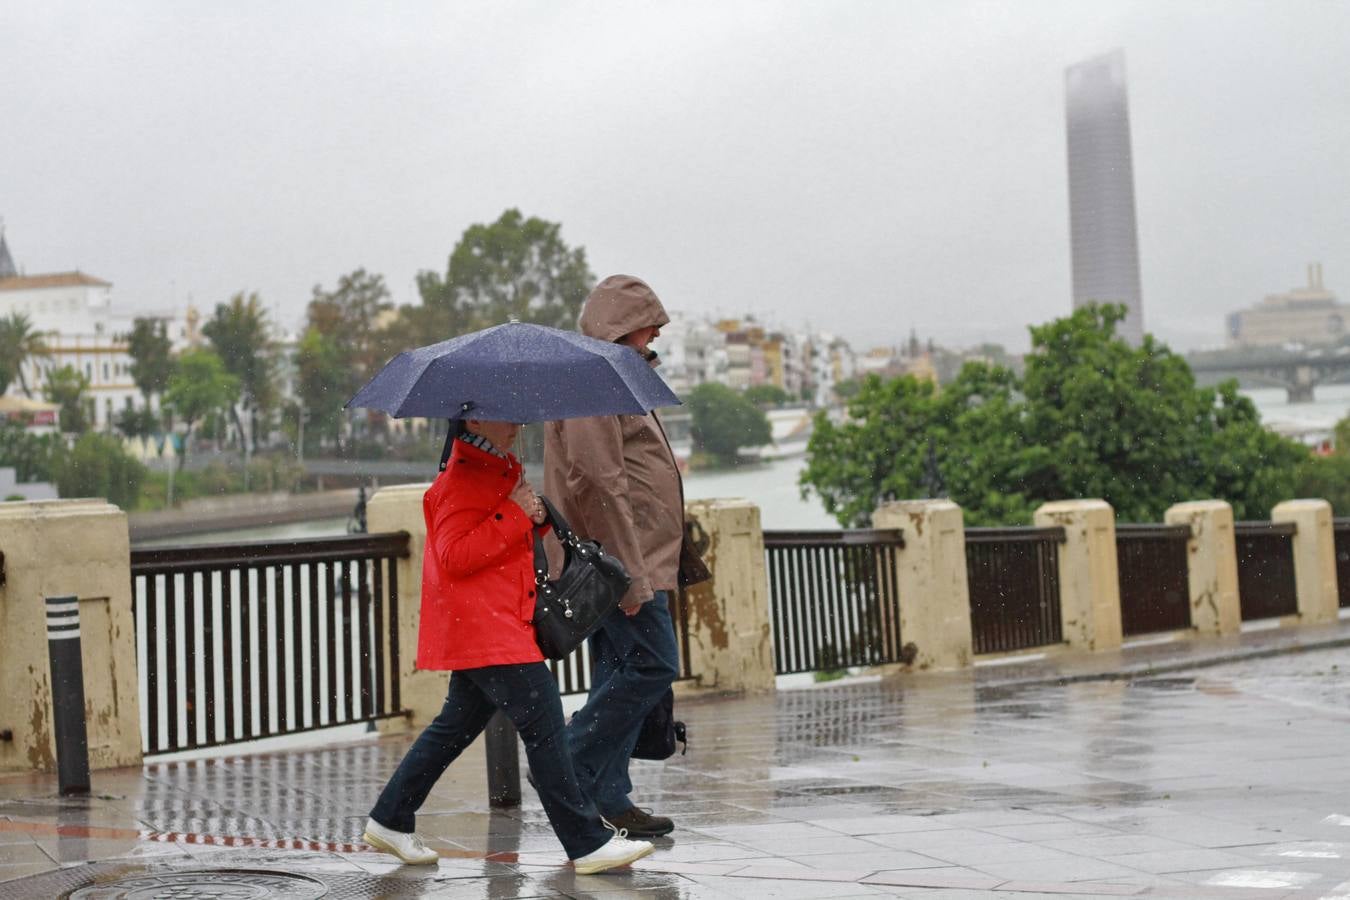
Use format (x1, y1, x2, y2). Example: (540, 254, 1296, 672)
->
(0, 271, 112, 292)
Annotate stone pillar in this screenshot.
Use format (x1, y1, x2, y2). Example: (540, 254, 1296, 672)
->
(1165, 500, 1241, 636)
(681, 499, 775, 693)
(366, 483, 444, 728)
(0, 500, 141, 774)
(1272, 499, 1339, 625)
(871, 499, 972, 670)
(1034, 499, 1121, 652)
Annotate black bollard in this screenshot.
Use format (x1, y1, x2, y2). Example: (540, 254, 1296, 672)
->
(45, 596, 90, 796)
(484, 710, 521, 808)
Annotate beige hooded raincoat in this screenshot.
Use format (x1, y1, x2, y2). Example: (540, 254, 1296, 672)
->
(543, 275, 683, 608)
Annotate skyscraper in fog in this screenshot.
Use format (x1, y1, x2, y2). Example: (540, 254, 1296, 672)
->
(1065, 49, 1144, 344)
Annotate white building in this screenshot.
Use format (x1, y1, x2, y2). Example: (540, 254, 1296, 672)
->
(658, 313, 727, 397)
(0, 230, 188, 430)
(1227, 264, 1345, 348)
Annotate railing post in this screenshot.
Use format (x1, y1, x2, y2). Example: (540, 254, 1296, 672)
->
(1165, 500, 1241, 636)
(484, 710, 521, 807)
(45, 596, 90, 795)
(872, 499, 972, 670)
(682, 499, 774, 693)
(1034, 500, 1121, 652)
(367, 484, 445, 728)
(0, 500, 140, 776)
(1272, 499, 1339, 625)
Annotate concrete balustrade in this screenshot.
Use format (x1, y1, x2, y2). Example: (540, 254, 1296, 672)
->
(365, 483, 442, 728)
(871, 499, 973, 670)
(1272, 499, 1340, 625)
(0, 499, 141, 774)
(681, 499, 775, 694)
(1165, 500, 1242, 635)
(1034, 499, 1123, 652)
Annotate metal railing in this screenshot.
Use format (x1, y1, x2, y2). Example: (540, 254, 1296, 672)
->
(965, 527, 1065, 654)
(763, 529, 906, 675)
(131, 532, 410, 756)
(1116, 523, 1192, 636)
(1234, 521, 1298, 621)
(1335, 519, 1350, 610)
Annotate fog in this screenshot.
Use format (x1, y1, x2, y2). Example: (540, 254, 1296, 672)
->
(3, 1, 1347, 351)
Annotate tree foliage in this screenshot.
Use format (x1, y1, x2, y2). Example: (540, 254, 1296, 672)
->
(0, 419, 64, 483)
(802, 305, 1306, 527)
(414, 208, 595, 337)
(744, 384, 792, 408)
(125, 317, 174, 400)
(43, 365, 92, 434)
(688, 382, 772, 467)
(164, 348, 240, 467)
(0, 313, 50, 397)
(53, 432, 146, 509)
(295, 328, 349, 449)
(202, 292, 276, 450)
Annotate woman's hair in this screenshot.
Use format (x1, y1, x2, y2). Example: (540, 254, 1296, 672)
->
(439, 418, 468, 472)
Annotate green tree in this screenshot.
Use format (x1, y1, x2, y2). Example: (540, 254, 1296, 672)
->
(52, 432, 146, 509)
(802, 305, 1306, 526)
(295, 328, 349, 451)
(202, 292, 277, 451)
(164, 349, 240, 469)
(416, 208, 595, 335)
(116, 406, 160, 438)
(0, 313, 51, 397)
(43, 365, 92, 434)
(745, 384, 792, 407)
(125, 317, 174, 402)
(687, 382, 772, 468)
(0, 418, 64, 483)
(306, 269, 394, 377)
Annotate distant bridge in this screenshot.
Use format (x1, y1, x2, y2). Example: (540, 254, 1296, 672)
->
(1185, 348, 1350, 403)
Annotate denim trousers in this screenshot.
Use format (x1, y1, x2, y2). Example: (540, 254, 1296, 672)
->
(369, 662, 611, 860)
(566, 592, 681, 817)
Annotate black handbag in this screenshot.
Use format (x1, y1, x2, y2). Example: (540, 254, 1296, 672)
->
(632, 688, 687, 760)
(531, 496, 632, 660)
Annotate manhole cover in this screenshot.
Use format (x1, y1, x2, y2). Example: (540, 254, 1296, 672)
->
(67, 869, 328, 899)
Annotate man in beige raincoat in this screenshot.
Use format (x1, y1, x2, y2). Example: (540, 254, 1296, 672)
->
(543, 274, 683, 838)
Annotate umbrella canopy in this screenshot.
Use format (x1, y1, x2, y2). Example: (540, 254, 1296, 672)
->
(346, 322, 681, 421)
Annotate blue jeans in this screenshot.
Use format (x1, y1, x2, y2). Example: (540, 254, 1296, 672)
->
(567, 592, 680, 817)
(369, 662, 611, 860)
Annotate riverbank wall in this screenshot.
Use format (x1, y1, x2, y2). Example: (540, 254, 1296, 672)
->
(127, 489, 360, 543)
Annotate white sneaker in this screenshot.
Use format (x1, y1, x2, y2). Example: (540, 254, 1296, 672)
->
(573, 832, 654, 875)
(362, 817, 440, 865)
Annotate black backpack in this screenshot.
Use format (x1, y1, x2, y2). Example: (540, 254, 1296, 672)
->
(631, 688, 687, 760)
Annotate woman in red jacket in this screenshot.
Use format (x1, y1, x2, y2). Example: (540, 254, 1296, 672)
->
(362, 419, 653, 875)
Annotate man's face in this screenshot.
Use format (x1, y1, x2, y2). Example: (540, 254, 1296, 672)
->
(620, 325, 661, 355)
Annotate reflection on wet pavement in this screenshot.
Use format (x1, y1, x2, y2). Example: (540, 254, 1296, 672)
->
(1, 643, 1349, 897)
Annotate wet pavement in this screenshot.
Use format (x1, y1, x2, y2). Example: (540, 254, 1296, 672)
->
(3, 621, 1350, 898)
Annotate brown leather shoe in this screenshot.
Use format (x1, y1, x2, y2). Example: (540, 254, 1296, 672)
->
(604, 806, 674, 837)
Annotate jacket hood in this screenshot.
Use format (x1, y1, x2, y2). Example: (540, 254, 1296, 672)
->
(578, 275, 671, 342)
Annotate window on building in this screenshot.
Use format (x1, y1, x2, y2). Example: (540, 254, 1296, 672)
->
(103, 362, 110, 381)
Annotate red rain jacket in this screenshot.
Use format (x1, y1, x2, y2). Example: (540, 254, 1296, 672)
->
(416, 439, 546, 671)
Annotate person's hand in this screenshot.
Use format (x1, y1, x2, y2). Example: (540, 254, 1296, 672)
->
(510, 477, 546, 525)
(619, 595, 653, 616)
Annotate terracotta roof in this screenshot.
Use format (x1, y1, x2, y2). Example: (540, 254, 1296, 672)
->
(0, 271, 112, 291)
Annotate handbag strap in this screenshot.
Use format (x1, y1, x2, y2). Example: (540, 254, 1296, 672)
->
(531, 495, 575, 586)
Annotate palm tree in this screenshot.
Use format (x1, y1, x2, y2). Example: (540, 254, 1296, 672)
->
(0, 313, 51, 397)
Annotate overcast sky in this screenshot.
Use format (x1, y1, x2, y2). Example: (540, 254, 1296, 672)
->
(3, 1, 1347, 352)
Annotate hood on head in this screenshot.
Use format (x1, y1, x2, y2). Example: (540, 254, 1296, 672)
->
(578, 275, 671, 342)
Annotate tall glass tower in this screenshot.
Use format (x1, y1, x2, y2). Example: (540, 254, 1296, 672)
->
(1065, 49, 1144, 344)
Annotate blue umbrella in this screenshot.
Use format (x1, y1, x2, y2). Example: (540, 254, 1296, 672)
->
(345, 322, 680, 422)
